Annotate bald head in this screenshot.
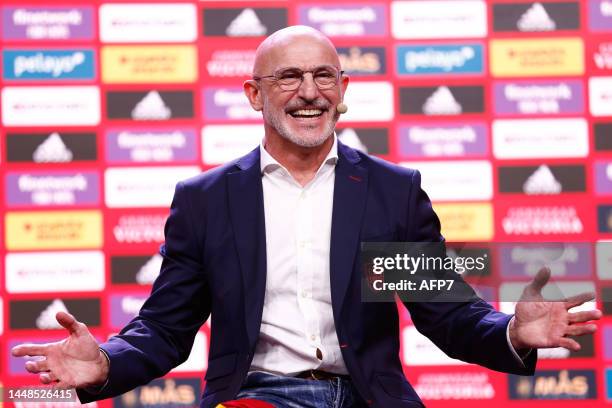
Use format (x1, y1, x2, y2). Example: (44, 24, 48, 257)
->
(253, 26, 340, 77)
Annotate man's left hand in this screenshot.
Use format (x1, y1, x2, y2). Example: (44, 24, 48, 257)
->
(509, 267, 602, 351)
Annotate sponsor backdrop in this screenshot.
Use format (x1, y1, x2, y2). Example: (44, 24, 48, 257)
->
(1, 0, 611, 406)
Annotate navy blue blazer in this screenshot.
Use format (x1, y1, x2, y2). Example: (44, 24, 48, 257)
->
(78, 142, 536, 407)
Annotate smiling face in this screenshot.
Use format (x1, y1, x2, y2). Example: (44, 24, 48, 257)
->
(245, 27, 348, 148)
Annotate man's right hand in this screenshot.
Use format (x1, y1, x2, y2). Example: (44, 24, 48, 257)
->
(11, 311, 109, 390)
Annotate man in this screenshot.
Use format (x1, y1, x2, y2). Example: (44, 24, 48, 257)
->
(13, 26, 601, 408)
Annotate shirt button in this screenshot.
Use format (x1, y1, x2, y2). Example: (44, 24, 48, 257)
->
(301, 291, 308, 298)
(310, 334, 316, 341)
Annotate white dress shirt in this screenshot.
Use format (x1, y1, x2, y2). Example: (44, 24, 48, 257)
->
(249, 136, 349, 376)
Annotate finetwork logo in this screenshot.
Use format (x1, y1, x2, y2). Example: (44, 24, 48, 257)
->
(106, 128, 197, 163)
(498, 243, 592, 279)
(6, 171, 100, 206)
(397, 44, 483, 75)
(589, 0, 612, 31)
(2, 6, 94, 40)
(203, 87, 261, 120)
(298, 5, 387, 37)
(494, 80, 584, 115)
(398, 123, 488, 159)
(3, 50, 94, 80)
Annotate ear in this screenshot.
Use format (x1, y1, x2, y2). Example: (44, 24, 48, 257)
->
(339, 74, 349, 101)
(243, 79, 263, 111)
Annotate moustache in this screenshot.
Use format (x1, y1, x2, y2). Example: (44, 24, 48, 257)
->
(284, 100, 330, 113)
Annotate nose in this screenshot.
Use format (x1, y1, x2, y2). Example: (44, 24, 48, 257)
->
(297, 72, 319, 101)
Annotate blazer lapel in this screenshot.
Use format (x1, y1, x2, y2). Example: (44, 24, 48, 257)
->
(330, 142, 369, 323)
(227, 148, 267, 349)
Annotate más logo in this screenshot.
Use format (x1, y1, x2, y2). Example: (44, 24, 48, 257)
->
(2, 86, 100, 126)
(203, 87, 261, 120)
(9, 298, 101, 330)
(337, 46, 386, 76)
(5, 171, 100, 207)
(336, 127, 389, 155)
(396, 44, 484, 75)
(508, 370, 596, 399)
(589, 76, 612, 116)
(203, 49, 255, 78)
(490, 38, 584, 77)
(414, 372, 495, 400)
(5, 251, 104, 293)
(5, 210, 102, 250)
(498, 164, 586, 194)
(493, 118, 588, 159)
(99, 3, 196, 43)
(391, 1, 487, 39)
(106, 128, 197, 163)
(106, 90, 194, 121)
(399, 85, 484, 115)
(114, 378, 200, 408)
(3, 49, 95, 80)
(5, 132, 97, 163)
(202, 7, 287, 37)
(297, 4, 386, 37)
(492, 2, 580, 32)
(398, 123, 487, 159)
(101, 46, 197, 84)
(2, 6, 94, 40)
(111, 254, 162, 285)
(494, 80, 584, 115)
(104, 166, 200, 208)
(589, 0, 612, 32)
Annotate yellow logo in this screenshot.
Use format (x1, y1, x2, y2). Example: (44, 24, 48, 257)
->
(490, 38, 584, 77)
(102, 45, 197, 83)
(5, 211, 103, 250)
(434, 203, 493, 241)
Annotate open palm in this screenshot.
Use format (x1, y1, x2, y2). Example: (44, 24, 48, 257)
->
(510, 267, 601, 351)
(11, 311, 109, 389)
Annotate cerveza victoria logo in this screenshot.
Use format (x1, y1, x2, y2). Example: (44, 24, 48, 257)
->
(202, 7, 287, 37)
(106, 90, 194, 121)
(508, 370, 596, 399)
(396, 44, 484, 76)
(3, 49, 95, 80)
(492, 1, 580, 32)
(399, 85, 484, 115)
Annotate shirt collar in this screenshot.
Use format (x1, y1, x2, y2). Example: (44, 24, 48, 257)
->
(260, 135, 339, 175)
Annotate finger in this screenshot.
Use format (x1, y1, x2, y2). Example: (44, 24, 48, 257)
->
(568, 310, 602, 323)
(559, 337, 580, 351)
(565, 323, 597, 337)
(564, 292, 596, 309)
(25, 359, 49, 374)
(56, 312, 86, 336)
(40, 372, 59, 384)
(11, 344, 48, 357)
(530, 267, 550, 293)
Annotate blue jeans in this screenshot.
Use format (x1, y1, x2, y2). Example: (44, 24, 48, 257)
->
(236, 371, 369, 408)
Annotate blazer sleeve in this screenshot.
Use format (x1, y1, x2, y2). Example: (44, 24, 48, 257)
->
(401, 170, 536, 375)
(78, 181, 211, 402)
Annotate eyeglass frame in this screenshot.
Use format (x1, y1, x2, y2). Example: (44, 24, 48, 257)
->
(252, 65, 345, 91)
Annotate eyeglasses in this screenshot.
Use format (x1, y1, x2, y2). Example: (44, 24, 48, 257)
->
(253, 66, 344, 91)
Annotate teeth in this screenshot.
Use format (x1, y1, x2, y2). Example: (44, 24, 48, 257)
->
(293, 109, 322, 116)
